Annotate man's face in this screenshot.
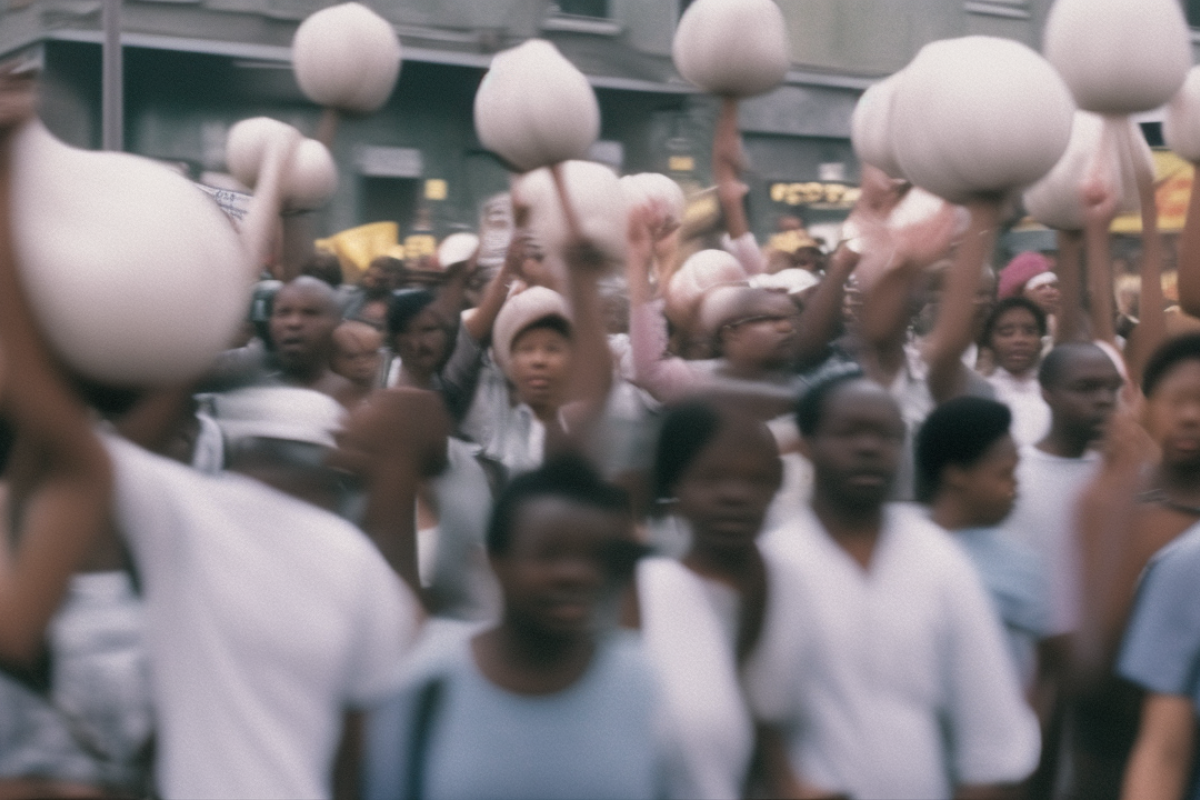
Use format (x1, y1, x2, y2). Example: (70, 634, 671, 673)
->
(955, 433, 1020, 527)
(331, 326, 383, 386)
(393, 307, 449, 378)
(805, 380, 905, 511)
(492, 496, 632, 638)
(270, 285, 339, 370)
(1145, 360, 1200, 469)
(721, 292, 799, 370)
(360, 263, 389, 294)
(1043, 350, 1122, 444)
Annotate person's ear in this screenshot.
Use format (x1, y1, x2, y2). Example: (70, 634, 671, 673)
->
(942, 463, 970, 492)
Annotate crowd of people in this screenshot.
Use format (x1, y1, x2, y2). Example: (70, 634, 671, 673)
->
(3, 66, 1200, 800)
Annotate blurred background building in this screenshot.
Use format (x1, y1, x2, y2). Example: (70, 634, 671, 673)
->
(2, 0, 1199, 245)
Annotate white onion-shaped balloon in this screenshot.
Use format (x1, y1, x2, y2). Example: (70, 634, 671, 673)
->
(284, 139, 339, 211)
(1024, 112, 1149, 231)
(514, 160, 627, 265)
(851, 74, 906, 180)
(1044, 0, 1189, 115)
(619, 173, 686, 232)
(665, 248, 746, 323)
(292, 2, 402, 114)
(225, 116, 296, 190)
(474, 40, 600, 173)
(226, 121, 337, 211)
(1165, 67, 1200, 163)
(891, 37, 1074, 204)
(672, 0, 790, 97)
(10, 121, 250, 385)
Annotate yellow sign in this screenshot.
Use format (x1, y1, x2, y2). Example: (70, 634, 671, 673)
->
(424, 179, 448, 201)
(668, 155, 695, 173)
(314, 221, 399, 280)
(1112, 150, 1194, 234)
(769, 181, 862, 209)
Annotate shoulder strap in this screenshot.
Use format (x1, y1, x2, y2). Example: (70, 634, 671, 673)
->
(405, 677, 445, 800)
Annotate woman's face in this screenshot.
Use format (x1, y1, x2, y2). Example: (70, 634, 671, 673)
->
(990, 307, 1042, 376)
(673, 427, 782, 552)
(1023, 278, 1060, 316)
(493, 496, 632, 638)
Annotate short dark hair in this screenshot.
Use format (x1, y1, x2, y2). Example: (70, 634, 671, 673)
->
(653, 400, 725, 502)
(914, 397, 1012, 503)
(1038, 341, 1109, 389)
(301, 251, 343, 288)
(386, 289, 437, 337)
(1142, 332, 1200, 397)
(981, 296, 1047, 346)
(795, 362, 865, 437)
(486, 454, 631, 557)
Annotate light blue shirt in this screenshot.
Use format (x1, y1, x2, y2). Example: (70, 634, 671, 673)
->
(364, 624, 675, 800)
(956, 526, 1052, 686)
(1119, 523, 1200, 800)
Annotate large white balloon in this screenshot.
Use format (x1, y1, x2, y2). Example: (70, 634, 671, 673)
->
(619, 173, 686, 233)
(891, 36, 1074, 204)
(672, 0, 790, 97)
(1044, 0, 1189, 115)
(665, 249, 746, 324)
(10, 121, 250, 385)
(283, 139, 339, 211)
(1166, 67, 1200, 163)
(851, 74, 906, 180)
(474, 40, 600, 173)
(1024, 112, 1150, 231)
(514, 160, 627, 265)
(292, 2, 402, 114)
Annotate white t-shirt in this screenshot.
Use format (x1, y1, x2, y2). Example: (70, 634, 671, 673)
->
(636, 558, 755, 799)
(1001, 444, 1100, 634)
(988, 369, 1051, 448)
(753, 503, 1040, 800)
(105, 436, 420, 800)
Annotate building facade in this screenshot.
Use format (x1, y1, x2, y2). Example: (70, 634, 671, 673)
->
(1, 0, 1197, 244)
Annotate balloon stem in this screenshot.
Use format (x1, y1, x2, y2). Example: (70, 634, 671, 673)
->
(316, 108, 339, 149)
(551, 162, 583, 242)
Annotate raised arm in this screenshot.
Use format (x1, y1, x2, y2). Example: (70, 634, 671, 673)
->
(1127, 159, 1167, 388)
(1055, 230, 1087, 343)
(626, 205, 706, 403)
(790, 244, 860, 368)
(1178, 154, 1200, 318)
(713, 97, 752, 243)
(857, 195, 958, 386)
(463, 219, 524, 345)
(922, 198, 1001, 403)
(1081, 177, 1119, 347)
(0, 72, 113, 666)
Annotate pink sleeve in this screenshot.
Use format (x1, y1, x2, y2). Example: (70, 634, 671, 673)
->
(629, 299, 705, 404)
(721, 231, 767, 276)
